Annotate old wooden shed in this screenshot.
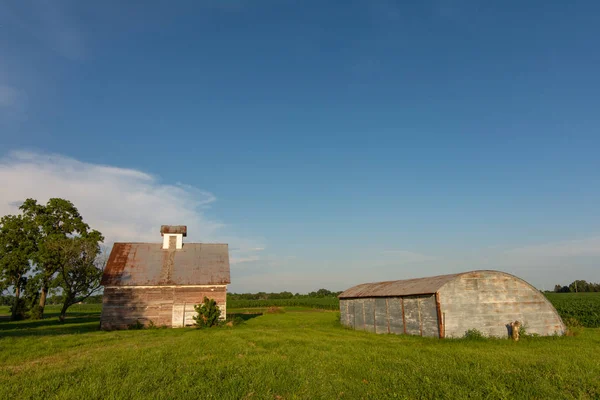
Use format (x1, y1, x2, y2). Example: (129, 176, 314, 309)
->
(100, 225, 230, 329)
(339, 270, 565, 338)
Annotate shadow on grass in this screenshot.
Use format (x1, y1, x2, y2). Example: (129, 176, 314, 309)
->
(227, 313, 263, 322)
(0, 312, 101, 337)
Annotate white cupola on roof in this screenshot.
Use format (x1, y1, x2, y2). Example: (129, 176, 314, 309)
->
(160, 225, 187, 250)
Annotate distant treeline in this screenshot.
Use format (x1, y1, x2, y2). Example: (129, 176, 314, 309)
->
(553, 280, 600, 293)
(227, 288, 342, 301)
(0, 294, 103, 307)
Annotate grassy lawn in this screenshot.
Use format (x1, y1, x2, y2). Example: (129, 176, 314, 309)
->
(1, 306, 599, 399)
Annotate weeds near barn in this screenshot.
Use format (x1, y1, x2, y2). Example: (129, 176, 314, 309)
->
(463, 328, 486, 340)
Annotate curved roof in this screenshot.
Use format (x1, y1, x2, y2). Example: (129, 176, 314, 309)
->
(338, 270, 523, 298)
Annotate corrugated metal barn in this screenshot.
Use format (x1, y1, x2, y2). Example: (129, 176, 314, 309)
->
(100, 225, 230, 329)
(339, 270, 565, 338)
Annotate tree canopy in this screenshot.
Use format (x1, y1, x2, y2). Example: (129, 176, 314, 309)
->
(0, 198, 104, 321)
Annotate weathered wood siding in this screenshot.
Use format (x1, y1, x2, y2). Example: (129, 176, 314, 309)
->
(438, 271, 565, 338)
(100, 286, 227, 330)
(340, 294, 439, 337)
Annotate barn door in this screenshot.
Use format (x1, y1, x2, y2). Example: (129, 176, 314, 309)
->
(172, 303, 185, 328)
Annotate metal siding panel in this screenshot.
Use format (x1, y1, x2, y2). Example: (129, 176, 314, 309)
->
(363, 298, 376, 333)
(375, 298, 388, 334)
(347, 300, 356, 328)
(420, 294, 440, 337)
(403, 296, 421, 335)
(387, 297, 404, 334)
(340, 300, 348, 326)
(354, 299, 365, 331)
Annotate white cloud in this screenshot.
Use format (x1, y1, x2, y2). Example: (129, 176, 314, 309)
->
(0, 151, 262, 259)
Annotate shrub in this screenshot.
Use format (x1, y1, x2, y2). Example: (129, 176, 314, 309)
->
(563, 317, 582, 328)
(463, 328, 486, 340)
(29, 305, 43, 320)
(9, 298, 28, 321)
(193, 297, 222, 328)
(128, 320, 145, 330)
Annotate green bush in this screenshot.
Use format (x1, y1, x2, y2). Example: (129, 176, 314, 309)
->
(193, 297, 222, 328)
(29, 305, 43, 320)
(463, 328, 486, 340)
(9, 298, 28, 321)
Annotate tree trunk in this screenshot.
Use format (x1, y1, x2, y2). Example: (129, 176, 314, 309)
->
(11, 286, 21, 321)
(38, 285, 48, 316)
(59, 297, 72, 322)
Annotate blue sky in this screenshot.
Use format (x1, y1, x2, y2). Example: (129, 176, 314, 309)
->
(1, 0, 599, 292)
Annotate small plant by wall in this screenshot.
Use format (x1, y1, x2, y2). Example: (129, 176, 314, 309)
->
(193, 297, 222, 328)
(463, 328, 486, 340)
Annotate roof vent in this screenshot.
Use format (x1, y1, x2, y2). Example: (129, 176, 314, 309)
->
(161, 225, 187, 250)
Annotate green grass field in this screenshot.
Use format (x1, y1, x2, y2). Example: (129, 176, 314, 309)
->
(1, 304, 600, 399)
(544, 292, 600, 328)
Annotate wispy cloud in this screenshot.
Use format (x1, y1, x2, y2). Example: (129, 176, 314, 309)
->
(0, 150, 263, 261)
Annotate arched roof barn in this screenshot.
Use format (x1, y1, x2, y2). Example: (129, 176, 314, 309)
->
(338, 270, 565, 338)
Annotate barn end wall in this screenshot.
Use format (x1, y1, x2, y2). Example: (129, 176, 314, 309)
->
(100, 285, 227, 330)
(340, 295, 439, 337)
(438, 271, 565, 338)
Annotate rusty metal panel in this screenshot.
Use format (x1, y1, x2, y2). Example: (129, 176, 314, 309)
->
(339, 272, 463, 299)
(403, 296, 421, 335)
(375, 298, 388, 334)
(160, 225, 187, 236)
(354, 299, 365, 331)
(435, 292, 444, 338)
(101, 243, 230, 286)
(363, 298, 376, 333)
(387, 297, 404, 334)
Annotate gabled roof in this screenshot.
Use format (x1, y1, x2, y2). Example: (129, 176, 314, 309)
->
(101, 243, 230, 286)
(338, 272, 464, 298)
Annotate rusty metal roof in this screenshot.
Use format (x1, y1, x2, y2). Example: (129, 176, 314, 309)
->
(339, 272, 466, 298)
(101, 242, 230, 286)
(160, 225, 187, 237)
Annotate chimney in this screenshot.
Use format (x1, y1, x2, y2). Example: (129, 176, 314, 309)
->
(160, 225, 187, 250)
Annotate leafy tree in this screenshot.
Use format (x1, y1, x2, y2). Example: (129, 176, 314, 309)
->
(193, 297, 222, 328)
(47, 233, 105, 321)
(19, 198, 95, 318)
(0, 214, 37, 320)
